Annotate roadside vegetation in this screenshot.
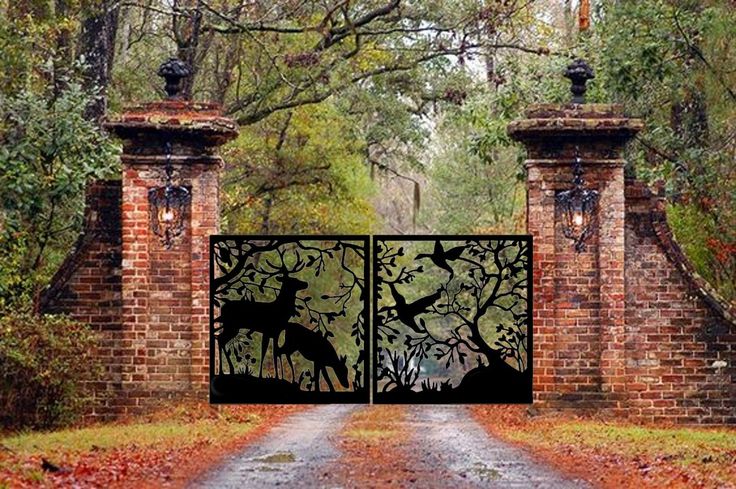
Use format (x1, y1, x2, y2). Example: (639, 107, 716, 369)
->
(473, 406, 736, 489)
(0, 403, 302, 488)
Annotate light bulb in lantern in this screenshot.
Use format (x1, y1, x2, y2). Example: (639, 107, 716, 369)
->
(573, 212, 583, 227)
(162, 209, 175, 222)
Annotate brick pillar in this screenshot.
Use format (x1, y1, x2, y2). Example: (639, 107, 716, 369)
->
(508, 104, 642, 411)
(104, 101, 237, 413)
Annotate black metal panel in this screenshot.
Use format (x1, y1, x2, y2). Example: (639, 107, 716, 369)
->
(373, 236, 533, 404)
(210, 236, 369, 404)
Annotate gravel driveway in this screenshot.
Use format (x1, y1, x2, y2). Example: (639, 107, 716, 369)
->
(190, 405, 355, 488)
(409, 405, 590, 488)
(191, 405, 589, 488)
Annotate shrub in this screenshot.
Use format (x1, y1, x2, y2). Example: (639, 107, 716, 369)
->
(668, 203, 736, 303)
(0, 312, 101, 430)
(0, 81, 118, 311)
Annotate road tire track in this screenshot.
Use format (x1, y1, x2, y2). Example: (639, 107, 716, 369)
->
(191, 405, 356, 488)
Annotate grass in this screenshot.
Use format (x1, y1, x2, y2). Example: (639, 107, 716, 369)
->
(344, 428, 398, 439)
(473, 406, 736, 489)
(1, 418, 259, 456)
(0, 404, 302, 488)
(342, 405, 404, 441)
(524, 421, 736, 463)
(505, 420, 736, 467)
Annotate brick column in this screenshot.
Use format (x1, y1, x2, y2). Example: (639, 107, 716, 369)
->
(509, 104, 642, 411)
(104, 101, 237, 413)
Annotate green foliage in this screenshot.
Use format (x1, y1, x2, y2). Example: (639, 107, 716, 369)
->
(0, 312, 102, 430)
(0, 0, 733, 304)
(667, 203, 735, 300)
(424, 99, 526, 234)
(423, 53, 567, 234)
(585, 0, 736, 301)
(0, 81, 119, 309)
(223, 103, 376, 234)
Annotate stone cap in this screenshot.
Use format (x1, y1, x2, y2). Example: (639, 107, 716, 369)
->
(103, 100, 239, 147)
(508, 103, 643, 142)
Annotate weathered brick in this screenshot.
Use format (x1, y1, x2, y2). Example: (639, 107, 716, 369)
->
(39, 100, 237, 418)
(510, 104, 735, 424)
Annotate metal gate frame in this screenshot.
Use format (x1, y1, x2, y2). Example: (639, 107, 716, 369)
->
(209, 234, 532, 404)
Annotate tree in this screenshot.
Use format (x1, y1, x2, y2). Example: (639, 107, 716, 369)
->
(222, 101, 377, 234)
(590, 0, 736, 301)
(0, 82, 118, 310)
(78, 0, 120, 121)
(108, 1, 550, 119)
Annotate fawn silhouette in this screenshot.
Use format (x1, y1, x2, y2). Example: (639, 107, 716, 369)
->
(415, 240, 464, 280)
(214, 257, 307, 376)
(386, 282, 442, 333)
(275, 322, 349, 392)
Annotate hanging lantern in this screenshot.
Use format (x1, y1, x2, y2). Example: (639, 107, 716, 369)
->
(149, 142, 190, 249)
(556, 148, 599, 252)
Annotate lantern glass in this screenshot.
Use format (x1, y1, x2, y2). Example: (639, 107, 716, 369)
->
(556, 154, 599, 252)
(573, 212, 583, 227)
(149, 186, 190, 248)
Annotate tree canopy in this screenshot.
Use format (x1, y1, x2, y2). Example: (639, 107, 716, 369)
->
(0, 0, 734, 307)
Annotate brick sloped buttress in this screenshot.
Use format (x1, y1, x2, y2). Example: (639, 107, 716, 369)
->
(624, 179, 735, 424)
(38, 179, 124, 420)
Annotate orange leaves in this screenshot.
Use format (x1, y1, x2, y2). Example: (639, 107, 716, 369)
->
(706, 237, 736, 265)
(0, 404, 304, 488)
(471, 406, 736, 489)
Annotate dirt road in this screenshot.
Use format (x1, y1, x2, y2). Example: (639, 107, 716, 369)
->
(192, 405, 589, 488)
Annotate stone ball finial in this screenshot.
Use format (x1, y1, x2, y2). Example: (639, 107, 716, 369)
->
(157, 58, 192, 99)
(564, 59, 595, 104)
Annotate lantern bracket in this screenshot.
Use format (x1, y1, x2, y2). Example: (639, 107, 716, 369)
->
(556, 147, 599, 252)
(148, 141, 191, 249)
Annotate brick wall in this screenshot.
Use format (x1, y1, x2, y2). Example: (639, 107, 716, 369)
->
(39, 180, 124, 420)
(527, 153, 627, 412)
(511, 103, 735, 424)
(40, 100, 236, 418)
(39, 99, 733, 423)
(624, 181, 735, 424)
(119, 159, 219, 414)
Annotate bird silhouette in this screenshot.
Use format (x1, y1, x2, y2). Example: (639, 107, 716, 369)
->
(388, 282, 442, 333)
(415, 241, 465, 279)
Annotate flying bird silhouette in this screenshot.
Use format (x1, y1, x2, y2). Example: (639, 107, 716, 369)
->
(415, 241, 465, 279)
(388, 282, 442, 333)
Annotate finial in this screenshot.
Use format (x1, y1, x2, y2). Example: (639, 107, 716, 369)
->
(157, 58, 191, 99)
(564, 59, 595, 104)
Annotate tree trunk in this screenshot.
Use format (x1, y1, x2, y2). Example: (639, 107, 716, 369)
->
(579, 0, 590, 32)
(78, 0, 120, 122)
(260, 193, 274, 233)
(173, 0, 202, 100)
(53, 0, 73, 96)
(563, 0, 575, 47)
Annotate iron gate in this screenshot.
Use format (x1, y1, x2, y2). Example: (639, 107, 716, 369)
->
(210, 235, 531, 404)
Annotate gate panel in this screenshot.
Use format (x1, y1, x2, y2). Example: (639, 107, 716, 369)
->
(210, 236, 369, 403)
(373, 236, 532, 403)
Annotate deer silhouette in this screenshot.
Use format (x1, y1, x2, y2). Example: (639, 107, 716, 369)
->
(213, 253, 307, 377)
(275, 322, 349, 392)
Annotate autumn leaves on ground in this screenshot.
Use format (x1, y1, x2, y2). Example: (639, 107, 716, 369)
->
(0, 403, 303, 488)
(472, 406, 736, 489)
(1, 404, 735, 488)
